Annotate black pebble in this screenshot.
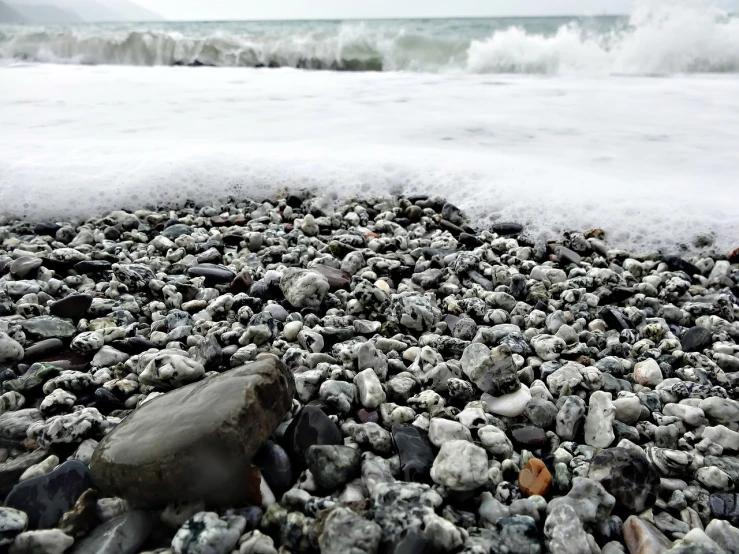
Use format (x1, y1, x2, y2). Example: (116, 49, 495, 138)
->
(254, 441, 293, 495)
(491, 222, 523, 236)
(282, 406, 341, 466)
(600, 306, 631, 330)
(94, 388, 124, 413)
(681, 326, 713, 353)
(34, 222, 61, 236)
(710, 493, 739, 526)
(390, 528, 433, 554)
(5, 460, 92, 529)
(74, 260, 113, 274)
(49, 294, 93, 319)
(664, 255, 701, 278)
(510, 424, 547, 448)
(187, 264, 236, 285)
(391, 424, 435, 483)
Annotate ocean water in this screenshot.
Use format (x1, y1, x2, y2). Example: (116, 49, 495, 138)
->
(1, 4, 738, 252)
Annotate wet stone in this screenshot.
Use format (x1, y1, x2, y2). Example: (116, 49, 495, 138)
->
(0, 507, 28, 546)
(19, 317, 76, 340)
(524, 397, 558, 429)
(0, 450, 50, 496)
(664, 255, 701, 277)
(461, 343, 520, 396)
(482, 385, 532, 418)
(5, 460, 92, 529)
(171, 512, 245, 554)
(282, 405, 342, 465)
(390, 292, 442, 332)
(161, 224, 192, 239)
(392, 424, 435, 483)
(709, 493, 739, 526)
(74, 260, 113, 274)
(4, 186, 739, 554)
(309, 265, 351, 290)
(90, 357, 294, 508)
(10, 529, 74, 554)
(544, 502, 590, 554)
(548, 477, 615, 525)
(705, 519, 739, 554)
(320, 507, 382, 554)
(357, 409, 380, 424)
(682, 327, 713, 353)
(9, 256, 42, 279)
(4, 363, 61, 393)
(280, 268, 329, 308)
(112, 336, 157, 355)
(0, 408, 43, 441)
(491, 222, 524, 236)
(93, 388, 124, 413)
(447, 378, 477, 403)
(556, 396, 586, 441)
(57, 488, 98, 538)
(588, 448, 660, 513)
(518, 458, 552, 497)
(0, 333, 23, 364)
(22, 340, 64, 363)
(555, 246, 581, 266)
(623, 515, 673, 554)
(305, 445, 361, 491)
(49, 294, 93, 320)
(230, 271, 253, 294)
(187, 264, 236, 285)
(497, 515, 542, 554)
(511, 424, 547, 448)
(68, 510, 152, 554)
(600, 307, 631, 330)
(34, 222, 61, 236)
(388, 528, 433, 554)
(430, 440, 488, 491)
(253, 441, 293, 496)
(372, 482, 442, 545)
(111, 264, 154, 291)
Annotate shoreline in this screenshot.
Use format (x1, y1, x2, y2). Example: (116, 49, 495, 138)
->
(1, 192, 738, 553)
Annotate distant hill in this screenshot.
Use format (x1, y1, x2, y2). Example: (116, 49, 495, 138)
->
(106, 0, 162, 21)
(42, 0, 162, 21)
(0, 0, 25, 22)
(9, 2, 81, 22)
(6, 0, 163, 22)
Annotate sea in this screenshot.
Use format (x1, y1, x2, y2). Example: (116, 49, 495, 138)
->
(1, 4, 738, 252)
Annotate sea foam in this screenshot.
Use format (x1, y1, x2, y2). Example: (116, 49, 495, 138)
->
(1, 62, 737, 253)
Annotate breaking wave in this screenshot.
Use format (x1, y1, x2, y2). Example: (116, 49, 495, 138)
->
(0, 5, 738, 74)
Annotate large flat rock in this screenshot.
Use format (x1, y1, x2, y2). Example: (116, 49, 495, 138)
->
(90, 356, 294, 509)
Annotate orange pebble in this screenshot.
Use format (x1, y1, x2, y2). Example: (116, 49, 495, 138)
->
(518, 458, 552, 497)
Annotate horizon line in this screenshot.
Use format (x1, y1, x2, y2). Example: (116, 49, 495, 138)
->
(69, 13, 631, 24)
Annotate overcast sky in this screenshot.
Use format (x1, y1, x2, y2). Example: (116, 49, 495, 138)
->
(132, 0, 636, 20)
(132, 0, 739, 20)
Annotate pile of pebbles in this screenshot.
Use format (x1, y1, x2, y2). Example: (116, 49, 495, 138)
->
(0, 192, 739, 554)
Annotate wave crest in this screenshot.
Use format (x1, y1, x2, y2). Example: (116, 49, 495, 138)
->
(1, 5, 738, 74)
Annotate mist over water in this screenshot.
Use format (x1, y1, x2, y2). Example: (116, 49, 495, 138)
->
(1, 2, 738, 253)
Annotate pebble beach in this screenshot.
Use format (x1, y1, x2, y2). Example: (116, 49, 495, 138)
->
(0, 192, 739, 553)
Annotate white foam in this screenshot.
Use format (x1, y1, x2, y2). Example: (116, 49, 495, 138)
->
(467, 4, 739, 75)
(1, 64, 738, 252)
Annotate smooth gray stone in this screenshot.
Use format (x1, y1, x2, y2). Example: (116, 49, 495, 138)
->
(70, 512, 152, 554)
(90, 357, 294, 508)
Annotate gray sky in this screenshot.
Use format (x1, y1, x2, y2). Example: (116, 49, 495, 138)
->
(133, 0, 639, 20)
